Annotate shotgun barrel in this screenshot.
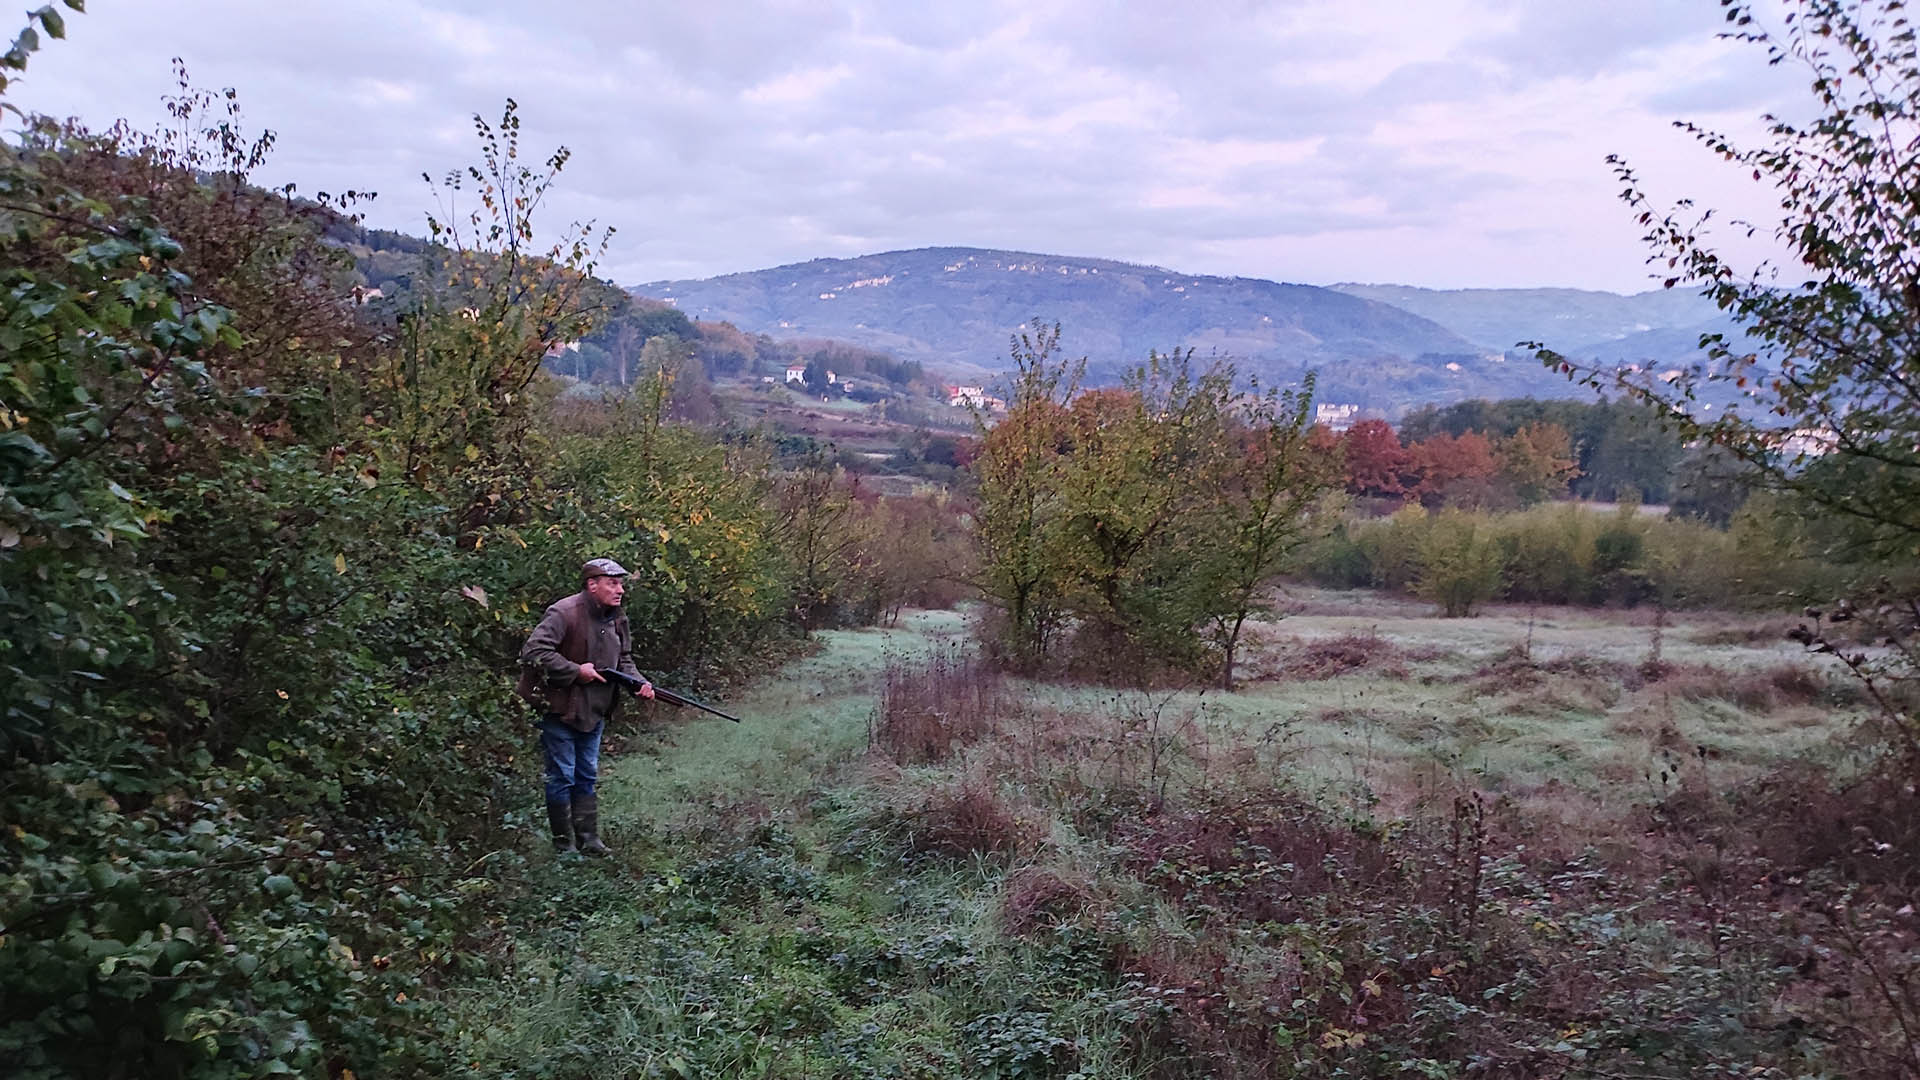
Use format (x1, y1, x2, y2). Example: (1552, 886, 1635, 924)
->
(603, 669, 744, 724)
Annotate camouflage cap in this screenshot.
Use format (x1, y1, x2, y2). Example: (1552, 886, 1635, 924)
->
(582, 557, 630, 579)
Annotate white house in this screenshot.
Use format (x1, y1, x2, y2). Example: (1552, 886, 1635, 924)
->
(947, 384, 988, 408)
(785, 365, 807, 384)
(1779, 427, 1839, 458)
(1315, 402, 1362, 431)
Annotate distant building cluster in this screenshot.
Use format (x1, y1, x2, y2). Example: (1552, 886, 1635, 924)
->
(1777, 427, 1838, 458)
(946, 384, 1006, 411)
(1315, 402, 1363, 431)
(786, 364, 857, 395)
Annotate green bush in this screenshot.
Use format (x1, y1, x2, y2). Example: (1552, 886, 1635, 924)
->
(0, 68, 825, 1078)
(1353, 503, 1431, 592)
(1415, 510, 1505, 617)
(1495, 504, 1598, 604)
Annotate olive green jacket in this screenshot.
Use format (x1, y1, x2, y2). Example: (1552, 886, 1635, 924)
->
(517, 590, 642, 732)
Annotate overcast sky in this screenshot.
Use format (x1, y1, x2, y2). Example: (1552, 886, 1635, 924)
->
(9, 1, 1802, 292)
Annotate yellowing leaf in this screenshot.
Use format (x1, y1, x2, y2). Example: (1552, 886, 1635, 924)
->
(460, 584, 490, 609)
(334, 553, 347, 575)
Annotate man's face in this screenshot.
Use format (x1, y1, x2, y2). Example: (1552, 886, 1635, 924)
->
(586, 574, 627, 607)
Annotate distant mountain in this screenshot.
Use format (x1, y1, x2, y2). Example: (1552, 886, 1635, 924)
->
(636, 248, 1569, 408)
(1328, 283, 1725, 356)
(1567, 313, 1746, 367)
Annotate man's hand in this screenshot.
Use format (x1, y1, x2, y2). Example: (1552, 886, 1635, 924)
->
(576, 662, 607, 683)
(636, 679, 655, 700)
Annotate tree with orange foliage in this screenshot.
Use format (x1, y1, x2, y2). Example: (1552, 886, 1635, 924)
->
(1408, 430, 1499, 508)
(1340, 419, 1411, 498)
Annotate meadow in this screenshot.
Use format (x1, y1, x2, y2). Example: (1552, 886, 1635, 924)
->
(449, 593, 1899, 1079)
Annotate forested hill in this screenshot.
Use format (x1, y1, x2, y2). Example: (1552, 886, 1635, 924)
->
(636, 247, 1575, 407)
(1328, 282, 1727, 358)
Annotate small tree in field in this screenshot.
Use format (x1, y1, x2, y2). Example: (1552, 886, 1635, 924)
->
(1053, 349, 1237, 674)
(1538, 0, 1919, 771)
(972, 320, 1080, 669)
(1416, 510, 1505, 617)
(1197, 376, 1344, 688)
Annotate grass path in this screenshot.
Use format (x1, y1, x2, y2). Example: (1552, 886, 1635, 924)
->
(605, 607, 969, 830)
(446, 608, 1026, 1080)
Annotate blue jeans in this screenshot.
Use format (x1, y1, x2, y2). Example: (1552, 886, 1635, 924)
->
(539, 717, 604, 804)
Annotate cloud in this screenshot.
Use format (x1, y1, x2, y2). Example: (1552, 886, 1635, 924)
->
(3, 0, 1804, 291)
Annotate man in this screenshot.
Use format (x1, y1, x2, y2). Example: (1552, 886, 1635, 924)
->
(518, 558, 654, 855)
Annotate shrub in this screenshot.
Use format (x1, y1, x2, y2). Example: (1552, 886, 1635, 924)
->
(1298, 499, 1882, 614)
(1000, 867, 1096, 937)
(1354, 503, 1431, 591)
(908, 778, 1033, 858)
(1271, 631, 1407, 681)
(1657, 662, 1852, 713)
(871, 649, 1003, 764)
(1297, 524, 1373, 588)
(1416, 510, 1505, 617)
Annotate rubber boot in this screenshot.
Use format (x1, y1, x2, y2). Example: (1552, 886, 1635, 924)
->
(546, 800, 576, 854)
(572, 794, 610, 856)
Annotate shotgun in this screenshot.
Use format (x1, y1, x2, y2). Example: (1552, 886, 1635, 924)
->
(603, 668, 744, 724)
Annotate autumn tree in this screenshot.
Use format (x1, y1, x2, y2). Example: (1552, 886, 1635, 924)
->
(1496, 422, 1579, 505)
(776, 449, 863, 631)
(1407, 430, 1500, 508)
(1340, 419, 1411, 498)
(396, 98, 613, 537)
(1052, 350, 1237, 673)
(849, 492, 974, 624)
(971, 320, 1080, 668)
(1194, 377, 1344, 688)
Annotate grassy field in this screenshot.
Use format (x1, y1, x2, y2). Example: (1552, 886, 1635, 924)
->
(445, 594, 1891, 1079)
